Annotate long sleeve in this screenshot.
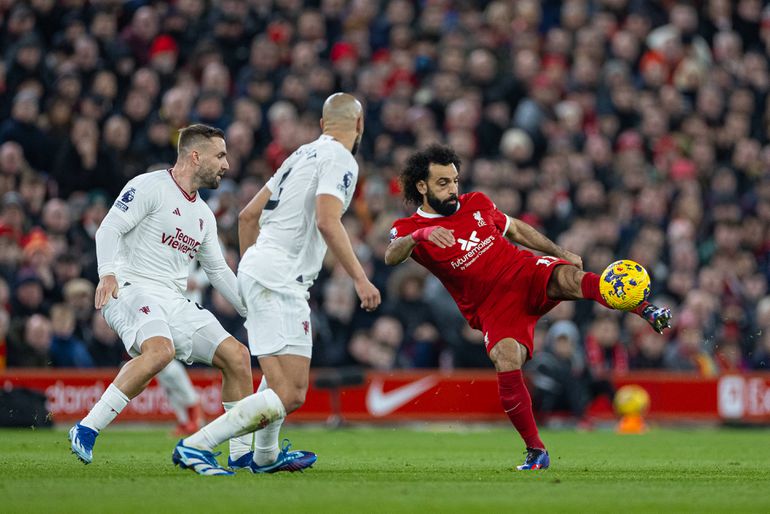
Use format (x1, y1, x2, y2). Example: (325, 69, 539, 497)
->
(96, 180, 159, 278)
(197, 216, 247, 317)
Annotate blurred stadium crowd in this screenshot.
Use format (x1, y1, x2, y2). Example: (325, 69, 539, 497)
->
(1, 0, 769, 388)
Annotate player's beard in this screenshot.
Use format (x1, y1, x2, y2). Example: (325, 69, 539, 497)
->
(426, 189, 458, 216)
(198, 166, 222, 189)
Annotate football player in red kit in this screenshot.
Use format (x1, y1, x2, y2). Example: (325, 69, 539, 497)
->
(385, 145, 672, 470)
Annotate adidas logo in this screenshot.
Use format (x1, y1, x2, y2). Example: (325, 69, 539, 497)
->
(172, 208, 181, 216)
(457, 230, 480, 251)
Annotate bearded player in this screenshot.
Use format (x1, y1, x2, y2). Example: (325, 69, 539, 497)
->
(69, 124, 253, 475)
(385, 145, 672, 470)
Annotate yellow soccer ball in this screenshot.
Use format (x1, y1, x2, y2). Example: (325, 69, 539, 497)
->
(599, 259, 651, 311)
(613, 384, 651, 417)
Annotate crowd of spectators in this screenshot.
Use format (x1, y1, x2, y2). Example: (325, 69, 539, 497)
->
(1, 0, 769, 382)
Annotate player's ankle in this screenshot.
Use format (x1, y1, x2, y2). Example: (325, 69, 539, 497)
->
(253, 446, 280, 466)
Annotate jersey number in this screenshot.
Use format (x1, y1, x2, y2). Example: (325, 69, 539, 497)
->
(265, 167, 293, 210)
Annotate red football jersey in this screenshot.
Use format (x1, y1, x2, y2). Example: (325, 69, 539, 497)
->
(391, 192, 531, 328)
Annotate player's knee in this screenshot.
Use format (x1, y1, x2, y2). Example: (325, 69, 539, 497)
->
(489, 340, 526, 372)
(547, 266, 582, 299)
(227, 342, 252, 376)
(215, 339, 251, 374)
(141, 337, 175, 372)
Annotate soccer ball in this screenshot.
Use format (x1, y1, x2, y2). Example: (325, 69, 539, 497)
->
(599, 259, 651, 311)
(613, 385, 650, 417)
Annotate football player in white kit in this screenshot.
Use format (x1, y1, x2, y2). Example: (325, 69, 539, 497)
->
(174, 93, 380, 475)
(69, 125, 254, 476)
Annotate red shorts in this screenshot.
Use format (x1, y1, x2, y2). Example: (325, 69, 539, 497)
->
(477, 255, 573, 357)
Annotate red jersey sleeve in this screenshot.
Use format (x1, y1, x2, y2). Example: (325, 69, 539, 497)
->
(390, 217, 415, 242)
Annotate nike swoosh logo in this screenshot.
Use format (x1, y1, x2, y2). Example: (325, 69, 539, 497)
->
(366, 376, 439, 417)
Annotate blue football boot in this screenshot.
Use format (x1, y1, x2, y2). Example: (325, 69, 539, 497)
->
(517, 448, 550, 470)
(249, 439, 317, 473)
(639, 302, 672, 334)
(172, 439, 234, 476)
(228, 451, 254, 470)
(69, 423, 98, 464)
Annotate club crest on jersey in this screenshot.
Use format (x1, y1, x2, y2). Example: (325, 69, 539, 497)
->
(473, 211, 486, 227)
(114, 187, 136, 212)
(338, 171, 354, 193)
(139, 306, 150, 314)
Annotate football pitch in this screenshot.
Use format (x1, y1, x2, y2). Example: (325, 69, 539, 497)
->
(2, 426, 769, 513)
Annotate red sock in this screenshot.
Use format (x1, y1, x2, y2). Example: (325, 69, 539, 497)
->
(580, 272, 612, 309)
(497, 370, 544, 450)
(631, 300, 651, 316)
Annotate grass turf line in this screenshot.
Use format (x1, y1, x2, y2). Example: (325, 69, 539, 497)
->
(1, 426, 769, 513)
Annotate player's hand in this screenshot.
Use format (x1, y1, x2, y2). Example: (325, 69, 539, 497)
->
(94, 274, 119, 309)
(354, 277, 381, 312)
(412, 226, 455, 249)
(559, 250, 583, 270)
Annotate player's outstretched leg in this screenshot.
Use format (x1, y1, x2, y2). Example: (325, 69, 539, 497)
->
(172, 439, 234, 476)
(490, 339, 549, 471)
(177, 388, 286, 471)
(69, 337, 174, 464)
(249, 439, 317, 473)
(547, 265, 672, 334)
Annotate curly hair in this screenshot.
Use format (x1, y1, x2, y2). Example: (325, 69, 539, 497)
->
(399, 144, 461, 205)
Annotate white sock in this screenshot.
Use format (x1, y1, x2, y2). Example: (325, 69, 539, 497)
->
(223, 401, 254, 460)
(157, 360, 199, 424)
(185, 389, 285, 452)
(253, 376, 283, 465)
(81, 384, 129, 432)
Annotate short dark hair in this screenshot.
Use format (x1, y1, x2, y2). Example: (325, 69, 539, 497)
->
(399, 144, 461, 205)
(177, 123, 224, 154)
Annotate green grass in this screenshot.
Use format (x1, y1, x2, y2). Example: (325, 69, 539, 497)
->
(1, 426, 769, 513)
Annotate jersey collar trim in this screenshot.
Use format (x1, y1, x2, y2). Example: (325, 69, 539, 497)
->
(416, 202, 461, 218)
(167, 169, 197, 203)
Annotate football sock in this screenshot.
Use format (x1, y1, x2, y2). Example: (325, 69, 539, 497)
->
(497, 370, 545, 450)
(156, 360, 198, 424)
(631, 300, 651, 316)
(81, 383, 129, 432)
(223, 401, 255, 460)
(253, 376, 283, 466)
(580, 272, 612, 308)
(185, 389, 286, 451)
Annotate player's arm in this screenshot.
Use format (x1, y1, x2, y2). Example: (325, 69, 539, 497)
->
(384, 226, 456, 265)
(198, 220, 247, 317)
(504, 215, 583, 269)
(316, 194, 380, 311)
(238, 184, 272, 257)
(94, 182, 157, 308)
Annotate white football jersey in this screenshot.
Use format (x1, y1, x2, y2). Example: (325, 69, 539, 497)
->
(98, 169, 228, 293)
(239, 135, 358, 293)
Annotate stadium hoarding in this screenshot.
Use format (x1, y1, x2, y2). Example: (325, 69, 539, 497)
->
(1, 369, 769, 424)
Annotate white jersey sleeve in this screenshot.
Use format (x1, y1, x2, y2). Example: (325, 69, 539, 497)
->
(96, 179, 160, 278)
(196, 211, 247, 317)
(315, 152, 357, 207)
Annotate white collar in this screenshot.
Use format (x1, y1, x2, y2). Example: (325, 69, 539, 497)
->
(416, 202, 461, 218)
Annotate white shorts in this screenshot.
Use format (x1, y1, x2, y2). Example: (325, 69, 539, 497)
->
(102, 283, 230, 364)
(238, 273, 312, 358)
